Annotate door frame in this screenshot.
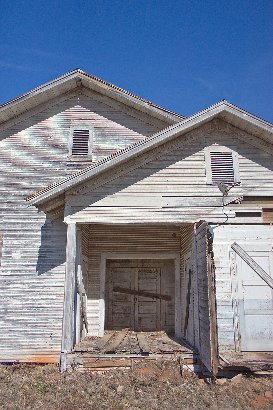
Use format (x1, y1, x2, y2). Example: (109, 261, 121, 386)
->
(99, 252, 181, 337)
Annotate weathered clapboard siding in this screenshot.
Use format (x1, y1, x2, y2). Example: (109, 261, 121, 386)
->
(65, 120, 273, 225)
(82, 224, 181, 336)
(211, 224, 273, 352)
(0, 95, 162, 175)
(0, 91, 166, 360)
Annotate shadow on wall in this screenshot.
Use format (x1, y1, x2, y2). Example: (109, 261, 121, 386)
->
(36, 213, 67, 275)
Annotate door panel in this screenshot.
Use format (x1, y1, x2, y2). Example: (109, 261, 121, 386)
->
(237, 250, 273, 351)
(136, 267, 160, 331)
(108, 267, 135, 329)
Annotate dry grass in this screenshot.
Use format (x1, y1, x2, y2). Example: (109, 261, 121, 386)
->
(0, 362, 273, 409)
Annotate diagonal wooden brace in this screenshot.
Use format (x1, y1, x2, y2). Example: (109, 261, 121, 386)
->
(231, 242, 273, 289)
(113, 286, 171, 301)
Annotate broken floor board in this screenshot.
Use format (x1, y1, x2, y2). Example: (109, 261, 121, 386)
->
(117, 333, 141, 354)
(138, 331, 192, 354)
(157, 333, 190, 353)
(94, 331, 115, 351)
(137, 332, 150, 354)
(102, 329, 129, 353)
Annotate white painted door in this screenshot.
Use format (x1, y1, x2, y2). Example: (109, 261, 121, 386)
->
(105, 259, 175, 332)
(237, 248, 273, 351)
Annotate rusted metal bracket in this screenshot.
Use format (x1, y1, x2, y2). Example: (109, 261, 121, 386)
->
(113, 286, 171, 301)
(231, 242, 273, 289)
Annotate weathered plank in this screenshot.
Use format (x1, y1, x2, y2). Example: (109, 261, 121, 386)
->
(82, 358, 133, 368)
(231, 242, 273, 289)
(113, 286, 171, 301)
(137, 333, 150, 354)
(102, 329, 128, 353)
(94, 331, 115, 351)
(61, 223, 77, 355)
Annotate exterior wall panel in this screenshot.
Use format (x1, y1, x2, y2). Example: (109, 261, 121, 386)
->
(0, 91, 162, 360)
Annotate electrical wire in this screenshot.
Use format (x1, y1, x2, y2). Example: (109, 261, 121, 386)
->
(222, 194, 229, 224)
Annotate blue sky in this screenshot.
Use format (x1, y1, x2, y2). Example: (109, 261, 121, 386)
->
(0, 0, 272, 121)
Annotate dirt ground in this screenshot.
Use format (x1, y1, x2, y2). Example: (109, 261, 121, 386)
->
(0, 362, 273, 410)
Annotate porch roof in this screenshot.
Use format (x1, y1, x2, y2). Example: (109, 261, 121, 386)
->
(26, 100, 273, 207)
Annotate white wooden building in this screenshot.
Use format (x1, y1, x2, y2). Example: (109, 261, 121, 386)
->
(1, 69, 273, 373)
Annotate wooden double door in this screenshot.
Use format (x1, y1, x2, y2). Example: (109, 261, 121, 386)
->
(105, 259, 175, 332)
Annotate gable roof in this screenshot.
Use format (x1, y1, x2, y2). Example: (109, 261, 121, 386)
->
(0, 69, 185, 126)
(27, 100, 273, 207)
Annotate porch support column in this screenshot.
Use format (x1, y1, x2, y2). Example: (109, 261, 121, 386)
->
(60, 222, 77, 371)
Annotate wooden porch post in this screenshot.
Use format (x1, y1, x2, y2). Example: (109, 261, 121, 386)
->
(60, 222, 77, 371)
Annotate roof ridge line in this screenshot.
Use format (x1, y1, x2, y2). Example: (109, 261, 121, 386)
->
(0, 69, 186, 121)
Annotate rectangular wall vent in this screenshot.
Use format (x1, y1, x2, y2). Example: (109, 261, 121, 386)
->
(210, 151, 235, 184)
(235, 211, 262, 218)
(72, 129, 90, 156)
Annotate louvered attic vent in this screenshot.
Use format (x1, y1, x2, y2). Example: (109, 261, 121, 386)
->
(210, 151, 235, 184)
(72, 129, 90, 156)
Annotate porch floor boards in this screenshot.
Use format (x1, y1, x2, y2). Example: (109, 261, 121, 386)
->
(69, 331, 199, 372)
(74, 330, 194, 356)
